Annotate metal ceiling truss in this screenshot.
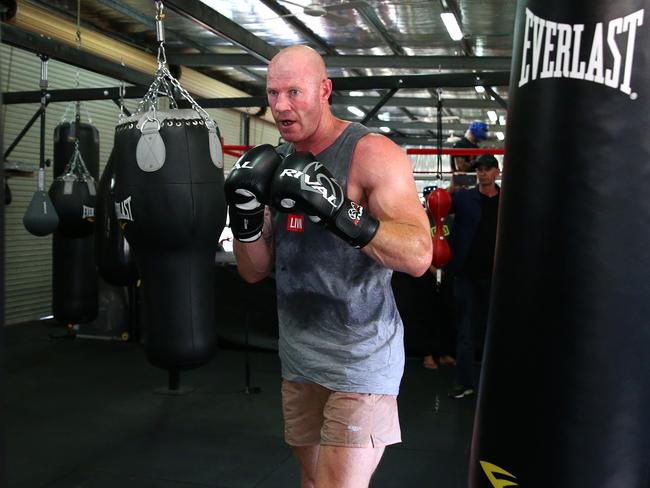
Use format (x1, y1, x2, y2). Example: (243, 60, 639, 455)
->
(163, 0, 279, 63)
(165, 53, 511, 71)
(1, 23, 151, 86)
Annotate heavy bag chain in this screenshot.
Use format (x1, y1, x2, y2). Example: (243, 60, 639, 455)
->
(135, 1, 217, 134)
(127, 1, 222, 171)
(61, 0, 93, 125)
(60, 138, 96, 197)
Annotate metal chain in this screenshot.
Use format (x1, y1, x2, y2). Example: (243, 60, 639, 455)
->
(63, 139, 93, 180)
(133, 0, 215, 130)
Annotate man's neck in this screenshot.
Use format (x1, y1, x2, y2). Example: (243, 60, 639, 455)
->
(479, 184, 498, 197)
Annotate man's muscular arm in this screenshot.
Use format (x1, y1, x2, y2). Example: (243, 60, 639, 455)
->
(232, 208, 274, 283)
(349, 134, 432, 277)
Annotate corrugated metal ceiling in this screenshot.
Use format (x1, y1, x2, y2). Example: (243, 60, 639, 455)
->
(8, 0, 517, 145)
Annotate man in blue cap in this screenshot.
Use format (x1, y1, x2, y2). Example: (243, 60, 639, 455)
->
(450, 121, 489, 190)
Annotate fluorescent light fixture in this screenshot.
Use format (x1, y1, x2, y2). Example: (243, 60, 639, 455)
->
(496, 131, 505, 141)
(379, 126, 391, 133)
(487, 110, 498, 123)
(347, 106, 365, 118)
(378, 111, 391, 121)
(499, 115, 506, 125)
(474, 85, 485, 94)
(40, 314, 54, 320)
(440, 11, 463, 41)
(349, 91, 364, 97)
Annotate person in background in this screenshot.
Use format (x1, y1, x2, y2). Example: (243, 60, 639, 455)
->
(449, 121, 489, 193)
(446, 154, 500, 399)
(225, 45, 432, 488)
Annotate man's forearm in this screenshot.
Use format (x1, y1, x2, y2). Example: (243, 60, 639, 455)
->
(362, 220, 432, 277)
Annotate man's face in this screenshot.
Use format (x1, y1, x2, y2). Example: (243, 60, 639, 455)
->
(266, 63, 326, 143)
(475, 165, 500, 185)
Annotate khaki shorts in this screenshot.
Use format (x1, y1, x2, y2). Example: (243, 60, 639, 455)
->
(281, 379, 401, 448)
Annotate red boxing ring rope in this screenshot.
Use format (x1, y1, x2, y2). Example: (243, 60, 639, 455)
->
(221, 145, 506, 160)
(407, 148, 505, 156)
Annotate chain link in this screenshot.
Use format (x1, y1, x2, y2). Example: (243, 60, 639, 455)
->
(133, 0, 216, 130)
(63, 139, 94, 181)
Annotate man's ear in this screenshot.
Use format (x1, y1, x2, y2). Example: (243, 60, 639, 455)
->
(322, 78, 333, 102)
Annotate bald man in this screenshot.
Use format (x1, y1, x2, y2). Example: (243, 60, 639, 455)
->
(229, 46, 431, 488)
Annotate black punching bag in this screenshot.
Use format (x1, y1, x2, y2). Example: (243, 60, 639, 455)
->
(51, 122, 100, 324)
(113, 109, 226, 370)
(95, 143, 138, 286)
(470, 2, 649, 488)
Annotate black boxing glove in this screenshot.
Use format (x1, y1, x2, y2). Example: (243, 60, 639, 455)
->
(270, 152, 379, 249)
(224, 144, 283, 242)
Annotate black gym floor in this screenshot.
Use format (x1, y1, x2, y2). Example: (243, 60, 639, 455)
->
(4, 320, 475, 488)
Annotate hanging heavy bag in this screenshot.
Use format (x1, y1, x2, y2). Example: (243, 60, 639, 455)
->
(113, 108, 226, 370)
(95, 143, 138, 286)
(469, 1, 649, 487)
(50, 119, 99, 324)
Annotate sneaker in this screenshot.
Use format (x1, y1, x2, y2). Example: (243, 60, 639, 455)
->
(448, 385, 474, 399)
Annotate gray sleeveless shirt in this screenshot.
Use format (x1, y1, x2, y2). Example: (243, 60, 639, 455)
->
(273, 123, 404, 395)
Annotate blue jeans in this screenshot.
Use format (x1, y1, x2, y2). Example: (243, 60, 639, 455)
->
(453, 276, 491, 388)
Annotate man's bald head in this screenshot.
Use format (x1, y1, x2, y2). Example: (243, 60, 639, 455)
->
(268, 45, 327, 82)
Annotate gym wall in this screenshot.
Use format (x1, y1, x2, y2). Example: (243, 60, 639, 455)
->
(1, 43, 279, 325)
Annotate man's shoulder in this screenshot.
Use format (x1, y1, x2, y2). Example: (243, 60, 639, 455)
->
(453, 137, 478, 149)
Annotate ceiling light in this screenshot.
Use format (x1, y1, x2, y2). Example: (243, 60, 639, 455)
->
(347, 106, 365, 118)
(379, 127, 391, 133)
(496, 131, 505, 141)
(474, 85, 485, 94)
(487, 110, 498, 123)
(499, 115, 506, 125)
(378, 112, 391, 121)
(349, 91, 364, 97)
(440, 11, 463, 41)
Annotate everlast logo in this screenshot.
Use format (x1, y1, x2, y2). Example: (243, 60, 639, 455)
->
(115, 196, 134, 222)
(480, 461, 518, 488)
(82, 205, 95, 220)
(518, 8, 644, 99)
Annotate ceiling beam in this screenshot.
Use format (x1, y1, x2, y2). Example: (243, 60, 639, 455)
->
(163, 0, 279, 63)
(0, 23, 151, 86)
(330, 71, 510, 90)
(333, 96, 503, 109)
(4, 89, 507, 114)
(166, 53, 512, 70)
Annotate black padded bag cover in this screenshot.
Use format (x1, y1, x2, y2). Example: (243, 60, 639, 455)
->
(469, 1, 650, 487)
(95, 144, 138, 286)
(48, 177, 95, 238)
(113, 109, 226, 370)
(52, 231, 98, 324)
